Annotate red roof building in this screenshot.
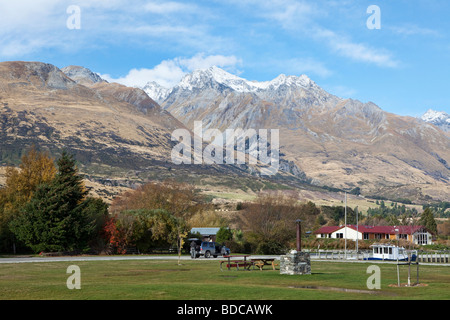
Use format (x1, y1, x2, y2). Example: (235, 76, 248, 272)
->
(314, 224, 433, 245)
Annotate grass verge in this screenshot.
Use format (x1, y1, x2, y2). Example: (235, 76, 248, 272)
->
(0, 259, 448, 300)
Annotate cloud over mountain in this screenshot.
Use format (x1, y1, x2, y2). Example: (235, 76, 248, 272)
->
(102, 53, 242, 89)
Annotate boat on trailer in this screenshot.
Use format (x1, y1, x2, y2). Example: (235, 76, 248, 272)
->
(364, 243, 417, 261)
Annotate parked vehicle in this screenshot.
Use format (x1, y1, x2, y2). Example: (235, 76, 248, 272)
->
(189, 239, 230, 258)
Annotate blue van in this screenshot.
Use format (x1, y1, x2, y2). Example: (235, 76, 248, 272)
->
(190, 239, 230, 258)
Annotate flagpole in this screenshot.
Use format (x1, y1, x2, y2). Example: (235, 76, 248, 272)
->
(356, 206, 359, 260)
(344, 192, 347, 260)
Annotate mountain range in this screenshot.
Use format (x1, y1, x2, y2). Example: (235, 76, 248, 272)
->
(0, 61, 449, 203)
(144, 66, 450, 202)
(0, 62, 259, 200)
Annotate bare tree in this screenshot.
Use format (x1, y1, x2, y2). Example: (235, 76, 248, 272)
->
(239, 192, 306, 253)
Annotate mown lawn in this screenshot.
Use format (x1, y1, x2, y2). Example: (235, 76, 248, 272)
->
(0, 259, 449, 300)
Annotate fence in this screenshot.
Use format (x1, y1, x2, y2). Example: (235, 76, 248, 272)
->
(306, 249, 450, 264)
(417, 251, 449, 263)
(307, 250, 364, 260)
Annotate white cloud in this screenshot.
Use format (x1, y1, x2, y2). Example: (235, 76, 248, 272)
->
(312, 28, 399, 68)
(0, 0, 219, 59)
(102, 60, 184, 88)
(0, 0, 63, 56)
(144, 1, 195, 14)
(0, 37, 48, 57)
(285, 58, 332, 78)
(326, 85, 357, 99)
(261, 0, 315, 30)
(177, 53, 242, 74)
(102, 53, 242, 88)
(332, 38, 398, 68)
(390, 24, 441, 37)
(0, 0, 60, 31)
(233, 0, 399, 68)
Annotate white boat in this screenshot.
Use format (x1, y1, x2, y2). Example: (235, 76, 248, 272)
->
(364, 243, 417, 261)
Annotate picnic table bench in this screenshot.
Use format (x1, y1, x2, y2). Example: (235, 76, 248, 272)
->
(251, 258, 279, 271)
(220, 255, 279, 271)
(220, 255, 252, 271)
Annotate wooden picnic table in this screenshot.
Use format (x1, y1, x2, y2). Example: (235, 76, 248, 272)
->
(220, 255, 252, 271)
(250, 258, 279, 271)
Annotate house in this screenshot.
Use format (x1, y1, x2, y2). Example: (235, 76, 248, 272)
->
(190, 227, 221, 242)
(314, 225, 433, 245)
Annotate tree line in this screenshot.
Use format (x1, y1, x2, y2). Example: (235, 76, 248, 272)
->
(0, 147, 446, 255)
(0, 147, 108, 254)
(0, 147, 226, 255)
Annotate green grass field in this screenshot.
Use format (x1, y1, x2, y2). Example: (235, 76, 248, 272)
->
(0, 259, 449, 300)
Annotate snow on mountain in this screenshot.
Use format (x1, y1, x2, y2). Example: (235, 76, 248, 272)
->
(421, 109, 449, 123)
(176, 66, 317, 93)
(256, 73, 314, 90)
(420, 109, 450, 132)
(142, 66, 320, 102)
(142, 81, 171, 104)
(130, 65, 450, 201)
(174, 66, 250, 92)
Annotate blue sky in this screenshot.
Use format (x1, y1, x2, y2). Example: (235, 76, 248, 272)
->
(0, 0, 449, 117)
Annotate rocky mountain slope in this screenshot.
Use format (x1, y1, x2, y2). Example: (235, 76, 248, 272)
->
(0, 61, 302, 201)
(1, 61, 448, 203)
(61, 65, 107, 86)
(0, 61, 180, 167)
(149, 66, 450, 201)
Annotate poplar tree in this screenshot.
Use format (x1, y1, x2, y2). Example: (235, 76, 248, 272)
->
(0, 146, 56, 252)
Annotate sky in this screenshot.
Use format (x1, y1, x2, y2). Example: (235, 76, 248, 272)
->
(0, 0, 449, 117)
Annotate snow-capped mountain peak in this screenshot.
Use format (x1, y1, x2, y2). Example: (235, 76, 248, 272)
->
(176, 66, 249, 92)
(420, 109, 450, 132)
(174, 66, 315, 93)
(421, 109, 449, 122)
(142, 81, 170, 103)
(208, 65, 242, 84)
(264, 73, 313, 90)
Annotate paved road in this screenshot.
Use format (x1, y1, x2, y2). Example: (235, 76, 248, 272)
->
(0, 255, 280, 264)
(1, 255, 447, 266)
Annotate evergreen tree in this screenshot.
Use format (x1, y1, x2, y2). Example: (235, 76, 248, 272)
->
(216, 227, 233, 243)
(11, 183, 68, 252)
(10, 150, 100, 253)
(53, 150, 88, 211)
(419, 207, 437, 234)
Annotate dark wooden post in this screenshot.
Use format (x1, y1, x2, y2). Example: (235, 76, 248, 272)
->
(296, 219, 302, 252)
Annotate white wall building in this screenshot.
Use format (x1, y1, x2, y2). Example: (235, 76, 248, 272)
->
(315, 225, 433, 245)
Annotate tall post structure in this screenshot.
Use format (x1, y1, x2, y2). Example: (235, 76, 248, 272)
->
(395, 228, 400, 287)
(344, 192, 347, 259)
(356, 206, 359, 260)
(296, 219, 302, 252)
(280, 218, 310, 275)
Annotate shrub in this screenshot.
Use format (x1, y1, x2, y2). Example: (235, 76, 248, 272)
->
(216, 227, 233, 243)
(254, 240, 286, 255)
